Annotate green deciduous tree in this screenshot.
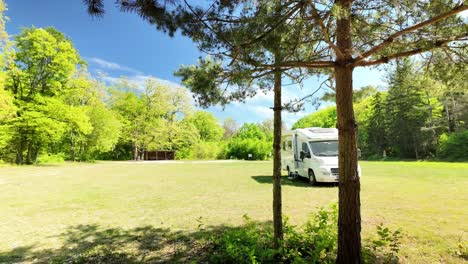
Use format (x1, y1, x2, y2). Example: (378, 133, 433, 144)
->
(226, 123, 272, 160)
(185, 111, 223, 142)
(4, 27, 83, 164)
(292, 106, 337, 129)
(0, 0, 14, 154)
(109, 78, 193, 160)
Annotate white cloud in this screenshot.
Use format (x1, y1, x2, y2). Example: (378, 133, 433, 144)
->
(98, 72, 185, 93)
(90, 60, 320, 128)
(88, 57, 142, 74)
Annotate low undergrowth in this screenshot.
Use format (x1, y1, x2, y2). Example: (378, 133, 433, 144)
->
(205, 204, 402, 264)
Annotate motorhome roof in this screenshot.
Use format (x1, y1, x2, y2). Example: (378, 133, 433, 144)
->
(296, 127, 338, 140)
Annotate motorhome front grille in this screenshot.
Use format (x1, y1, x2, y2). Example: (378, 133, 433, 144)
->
(330, 168, 339, 175)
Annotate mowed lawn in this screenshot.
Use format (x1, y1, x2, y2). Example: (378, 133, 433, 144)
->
(0, 161, 467, 263)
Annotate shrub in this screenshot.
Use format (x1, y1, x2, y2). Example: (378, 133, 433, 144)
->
(225, 138, 271, 160)
(36, 153, 65, 164)
(206, 205, 338, 263)
(175, 147, 192, 160)
(191, 141, 224, 160)
(363, 224, 402, 264)
(282, 204, 338, 263)
(205, 205, 402, 264)
(437, 131, 468, 161)
(207, 215, 276, 263)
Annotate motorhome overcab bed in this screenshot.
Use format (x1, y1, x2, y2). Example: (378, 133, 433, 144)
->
(281, 127, 361, 185)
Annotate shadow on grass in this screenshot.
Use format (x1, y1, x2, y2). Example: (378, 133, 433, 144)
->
(251, 175, 337, 188)
(0, 221, 271, 264)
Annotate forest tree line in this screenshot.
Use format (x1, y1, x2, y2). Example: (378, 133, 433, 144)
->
(293, 58, 468, 161)
(0, 26, 277, 164)
(1, 26, 466, 164)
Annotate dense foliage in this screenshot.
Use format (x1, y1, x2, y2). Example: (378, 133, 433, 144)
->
(293, 59, 467, 161)
(205, 205, 401, 264)
(225, 123, 273, 160)
(0, 25, 278, 163)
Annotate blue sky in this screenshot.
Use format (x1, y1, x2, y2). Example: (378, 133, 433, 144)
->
(5, 0, 386, 127)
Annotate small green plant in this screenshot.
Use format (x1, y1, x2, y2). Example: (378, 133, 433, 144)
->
(207, 214, 276, 263)
(363, 224, 402, 264)
(453, 234, 467, 260)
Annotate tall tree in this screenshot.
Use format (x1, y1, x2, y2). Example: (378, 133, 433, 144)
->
(366, 92, 388, 157)
(5, 27, 82, 164)
(84, 0, 468, 261)
(0, 0, 14, 153)
(385, 59, 428, 159)
(222, 117, 239, 139)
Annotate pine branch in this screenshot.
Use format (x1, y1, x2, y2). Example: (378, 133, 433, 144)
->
(310, 3, 343, 59)
(354, 2, 468, 62)
(354, 35, 466, 67)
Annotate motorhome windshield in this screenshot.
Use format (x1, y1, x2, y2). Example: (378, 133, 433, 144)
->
(309, 140, 338, 157)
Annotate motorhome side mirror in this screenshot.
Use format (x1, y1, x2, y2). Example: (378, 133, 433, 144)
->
(300, 151, 310, 160)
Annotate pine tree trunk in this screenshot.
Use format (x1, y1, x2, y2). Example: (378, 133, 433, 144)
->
(272, 68, 283, 248)
(335, 0, 362, 263)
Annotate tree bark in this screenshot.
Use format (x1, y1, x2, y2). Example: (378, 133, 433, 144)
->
(450, 91, 456, 131)
(15, 136, 25, 165)
(26, 141, 33, 165)
(133, 144, 138, 161)
(272, 67, 283, 248)
(335, 0, 362, 263)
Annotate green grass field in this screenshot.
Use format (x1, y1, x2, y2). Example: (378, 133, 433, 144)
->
(0, 161, 467, 263)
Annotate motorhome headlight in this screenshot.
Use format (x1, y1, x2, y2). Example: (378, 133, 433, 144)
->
(319, 168, 330, 175)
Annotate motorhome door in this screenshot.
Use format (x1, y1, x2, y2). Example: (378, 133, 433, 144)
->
(294, 134, 300, 169)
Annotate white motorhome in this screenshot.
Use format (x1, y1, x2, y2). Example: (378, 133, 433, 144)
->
(281, 127, 360, 185)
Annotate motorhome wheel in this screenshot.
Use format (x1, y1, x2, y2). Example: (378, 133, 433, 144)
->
(308, 169, 317, 186)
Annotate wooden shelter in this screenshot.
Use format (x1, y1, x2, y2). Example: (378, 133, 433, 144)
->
(143, 150, 175, 160)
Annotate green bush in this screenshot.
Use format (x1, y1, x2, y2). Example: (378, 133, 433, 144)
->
(282, 204, 338, 263)
(207, 205, 338, 263)
(191, 141, 224, 160)
(225, 138, 271, 160)
(205, 205, 402, 264)
(207, 215, 276, 263)
(36, 153, 65, 164)
(224, 123, 272, 160)
(175, 147, 192, 160)
(437, 131, 468, 161)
